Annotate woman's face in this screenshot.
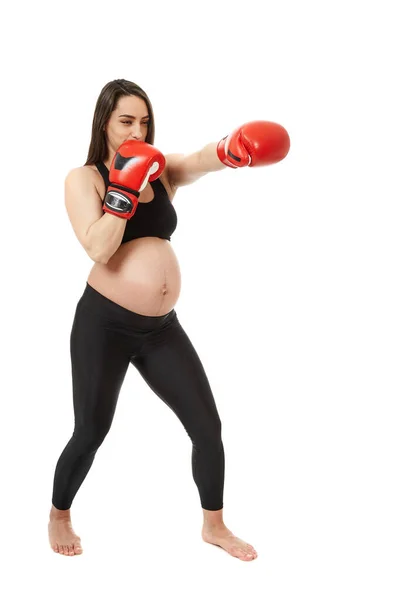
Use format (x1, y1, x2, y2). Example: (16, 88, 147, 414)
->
(105, 95, 150, 155)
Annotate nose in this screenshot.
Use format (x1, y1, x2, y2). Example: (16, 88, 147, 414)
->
(130, 125, 143, 140)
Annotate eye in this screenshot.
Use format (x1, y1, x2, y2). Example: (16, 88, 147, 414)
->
(121, 120, 150, 126)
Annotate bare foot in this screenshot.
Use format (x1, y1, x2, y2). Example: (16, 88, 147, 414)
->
(202, 525, 258, 561)
(48, 506, 83, 556)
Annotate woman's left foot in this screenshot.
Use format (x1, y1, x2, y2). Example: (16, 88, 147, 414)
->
(201, 525, 258, 561)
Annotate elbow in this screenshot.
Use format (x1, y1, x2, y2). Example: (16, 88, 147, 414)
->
(85, 235, 118, 265)
(91, 252, 110, 265)
(87, 245, 109, 265)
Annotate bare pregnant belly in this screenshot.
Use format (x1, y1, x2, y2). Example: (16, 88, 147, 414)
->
(87, 237, 182, 316)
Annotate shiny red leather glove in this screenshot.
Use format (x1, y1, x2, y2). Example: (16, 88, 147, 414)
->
(217, 120, 290, 168)
(103, 140, 165, 219)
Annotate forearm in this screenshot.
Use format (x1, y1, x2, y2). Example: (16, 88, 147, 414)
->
(198, 141, 227, 173)
(86, 212, 127, 263)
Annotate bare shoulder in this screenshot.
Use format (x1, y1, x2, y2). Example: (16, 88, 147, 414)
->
(164, 151, 206, 189)
(160, 156, 182, 202)
(65, 164, 96, 183)
(65, 164, 103, 197)
(165, 153, 185, 181)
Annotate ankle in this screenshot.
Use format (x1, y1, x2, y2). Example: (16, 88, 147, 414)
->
(202, 508, 225, 530)
(203, 521, 227, 530)
(50, 504, 71, 520)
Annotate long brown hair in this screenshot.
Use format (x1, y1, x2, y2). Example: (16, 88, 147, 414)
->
(84, 79, 156, 166)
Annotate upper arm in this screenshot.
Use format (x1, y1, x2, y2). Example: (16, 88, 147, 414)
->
(64, 167, 103, 257)
(165, 151, 206, 190)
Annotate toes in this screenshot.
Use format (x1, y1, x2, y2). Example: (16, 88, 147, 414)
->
(232, 547, 250, 559)
(245, 544, 257, 558)
(238, 548, 256, 560)
(52, 542, 82, 556)
(238, 552, 252, 560)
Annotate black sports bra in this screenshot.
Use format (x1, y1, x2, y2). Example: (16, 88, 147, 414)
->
(95, 162, 178, 243)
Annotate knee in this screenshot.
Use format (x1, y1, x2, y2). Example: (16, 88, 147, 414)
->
(72, 423, 110, 453)
(193, 417, 223, 450)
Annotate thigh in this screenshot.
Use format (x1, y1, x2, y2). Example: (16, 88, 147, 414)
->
(130, 316, 222, 441)
(70, 304, 131, 433)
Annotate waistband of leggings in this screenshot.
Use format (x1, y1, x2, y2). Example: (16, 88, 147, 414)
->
(80, 282, 176, 330)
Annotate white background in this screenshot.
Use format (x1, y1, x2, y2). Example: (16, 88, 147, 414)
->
(1, 0, 399, 598)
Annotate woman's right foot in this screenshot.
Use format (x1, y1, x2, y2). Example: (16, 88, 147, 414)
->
(48, 505, 83, 556)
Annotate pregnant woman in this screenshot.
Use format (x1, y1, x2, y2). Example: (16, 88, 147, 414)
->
(48, 78, 290, 560)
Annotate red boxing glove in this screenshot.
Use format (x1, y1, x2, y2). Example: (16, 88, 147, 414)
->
(217, 121, 290, 169)
(103, 140, 166, 219)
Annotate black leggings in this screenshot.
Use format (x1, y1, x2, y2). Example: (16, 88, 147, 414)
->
(51, 283, 224, 511)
